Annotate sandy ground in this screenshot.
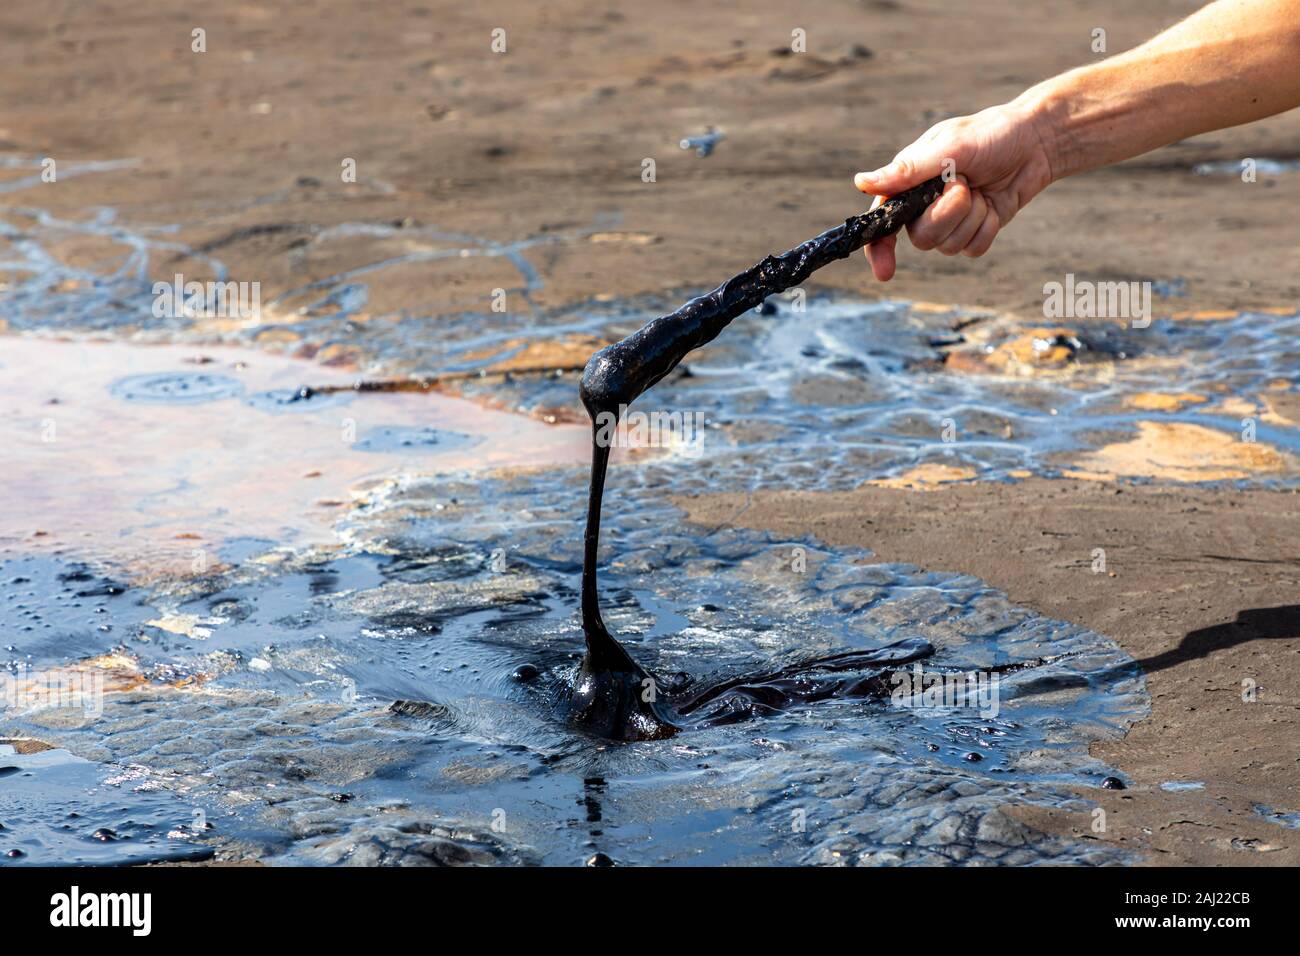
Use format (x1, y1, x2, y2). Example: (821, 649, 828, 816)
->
(2, 1, 1297, 866)
(3, 0, 1297, 322)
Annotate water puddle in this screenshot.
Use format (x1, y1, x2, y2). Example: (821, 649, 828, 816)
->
(439, 296, 1298, 490)
(0, 337, 587, 574)
(1253, 805, 1300, 830)
(0, 742, 214, 866)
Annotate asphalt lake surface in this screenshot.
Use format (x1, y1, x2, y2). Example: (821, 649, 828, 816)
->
(2, 182, 1298, 864)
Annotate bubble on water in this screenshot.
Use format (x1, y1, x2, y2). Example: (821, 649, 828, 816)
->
(245, 387, 353, 413)
(352, 425, 480, 454)
(109, 372, 245, 405)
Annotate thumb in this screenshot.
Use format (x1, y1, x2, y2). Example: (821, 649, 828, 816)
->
(855, 147, 949, 196)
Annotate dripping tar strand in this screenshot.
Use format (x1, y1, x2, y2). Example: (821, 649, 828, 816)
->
(567, 176, 945, 740)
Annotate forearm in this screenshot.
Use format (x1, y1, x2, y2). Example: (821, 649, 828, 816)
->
(1020, 0, 1300, 180)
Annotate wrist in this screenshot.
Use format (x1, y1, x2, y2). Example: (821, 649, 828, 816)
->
(1011, 77, 1076, 184)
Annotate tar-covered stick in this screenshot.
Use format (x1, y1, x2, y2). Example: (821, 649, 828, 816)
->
(568, 176, 946, 740)
(580, 176, 946, 412)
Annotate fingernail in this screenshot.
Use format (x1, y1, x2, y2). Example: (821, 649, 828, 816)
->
(854, 171, 877, 188)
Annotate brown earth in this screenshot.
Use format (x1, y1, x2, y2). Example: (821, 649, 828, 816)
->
(2, 0, 1297, 323)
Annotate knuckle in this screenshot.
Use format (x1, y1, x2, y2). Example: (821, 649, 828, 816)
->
(893, 157, 917, 180)
(948, 187, 972, 217)
(966, 232, 996, 257)
(932, 117, 964, 141)
(934, 212, 963, 238)
(907, 224, 936, 250)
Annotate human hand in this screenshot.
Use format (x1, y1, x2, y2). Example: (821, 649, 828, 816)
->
(855, 101, 1057, 280)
